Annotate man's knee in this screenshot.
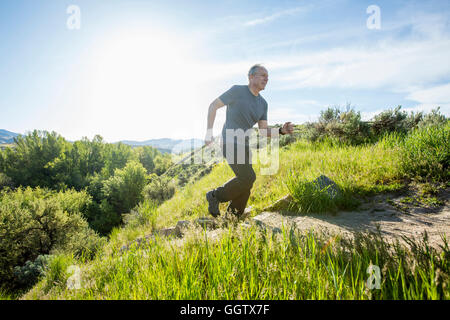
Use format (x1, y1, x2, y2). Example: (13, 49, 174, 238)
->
(240, 171, 256, 190)
(249, 170, 256, 186)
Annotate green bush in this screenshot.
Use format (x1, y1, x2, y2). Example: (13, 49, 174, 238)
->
(286, 175, 338, 213)
(371, 106, 409, 135)
(13, 255, 53, 289)
(0, 172, 13, 190)
(102, 160, 148, 214)
(306, 106, 370, 145)
(143, 174, 176, 204)
(123, 199, 159, 230)
(135, 146, 160, 174)
(418, 107, 447, 128)
(0, 187, 103, 291)
(370, 105, 426, 136)
(42, 254, 76, 294)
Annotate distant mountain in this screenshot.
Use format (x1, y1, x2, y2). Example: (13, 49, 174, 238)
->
(0, 129, 19, 144)
(119, 138, 204, 154)
(0, 129, 204, 154)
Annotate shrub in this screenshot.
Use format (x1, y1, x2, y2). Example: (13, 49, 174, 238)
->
(370, 105, 425, 135)
(43, 254, 76, 294)
(0, 187, 103, 291)
(371, 106, 408, 135)
(123, 199, 159, 230)
(13, 255, 53, 289)
(144, 174, 176, 204)
(286, 175, 338, 213)
(102, 160, 147, 215)
(0, 172, 13, 190)
(306, 106, 370, 145)
(418, 107, 447, 128)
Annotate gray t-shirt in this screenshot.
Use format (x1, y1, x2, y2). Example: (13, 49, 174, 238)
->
(219, 85, 268, 145)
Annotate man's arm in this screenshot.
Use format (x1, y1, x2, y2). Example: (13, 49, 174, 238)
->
(205, 98, 225, 145)
(258, 120, 294, 137)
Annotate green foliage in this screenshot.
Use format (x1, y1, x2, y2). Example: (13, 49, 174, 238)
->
(418, 107, 448, 128)
(306, 106, 371, 145)
(36, 227, 450, 300)
(42, 254, 76, 294)
(135, 146, 159, 174)
(102, 160, 148, 214)
(123, 199, 159, 231)
(87, 160, 149, 235)
(13, 255, 53, 289)
(143, 174, 176, 204)
(0, 130, 171, 236)
(101, 142, 135, 177)
(285, 171, 357, 213)
(0, 172, 13, 190)
(88, 199, 122, 236)
(153, 154, 172, 175)
(1, 130, 68, 188)
(0, 187, 103, 291)
(401, 122, 450, 182)
(372, 106, 409, 135)
(286, 172, 338, 213)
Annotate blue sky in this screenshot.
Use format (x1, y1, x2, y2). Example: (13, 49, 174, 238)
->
(1, 0, 449, 142)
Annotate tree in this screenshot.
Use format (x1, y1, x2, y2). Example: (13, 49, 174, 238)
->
(101, 160, 148, 231)
(135, 146, 160, 174)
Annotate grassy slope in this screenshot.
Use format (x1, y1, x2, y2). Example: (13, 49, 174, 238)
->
(23, 138, 448, 300)
(96, 139, 403, 250)
(121, 139, 404, 241)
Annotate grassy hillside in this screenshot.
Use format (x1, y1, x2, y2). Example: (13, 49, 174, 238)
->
(123, 137, 404, 237)
(6, 121, 447, 300)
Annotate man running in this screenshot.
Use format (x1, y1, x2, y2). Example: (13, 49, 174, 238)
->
(204, 64, 294, 218)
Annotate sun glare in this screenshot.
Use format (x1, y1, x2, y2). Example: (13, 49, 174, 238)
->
(86, 29, 204, 140)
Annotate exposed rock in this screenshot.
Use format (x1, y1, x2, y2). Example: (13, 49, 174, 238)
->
(176, 220, 191, 229)
(263, 175, 341, 213)
(263, 195, 292, 211)
(153, 227, 178, 238)
(175, 220, 191, 236)
(312, 175, 341, 199)
(252, 212, 284, 234)
(195, 217, 218, 229)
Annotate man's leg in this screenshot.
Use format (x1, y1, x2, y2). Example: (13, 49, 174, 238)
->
(213, 143, 256, 216)
(226, 185, 251, 217)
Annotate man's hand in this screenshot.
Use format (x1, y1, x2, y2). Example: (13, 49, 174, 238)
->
(281, 122, 294, 135)
(205, 129, 214, 146)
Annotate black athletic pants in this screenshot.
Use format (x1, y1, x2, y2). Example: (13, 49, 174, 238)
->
(213, 143, 256, 216)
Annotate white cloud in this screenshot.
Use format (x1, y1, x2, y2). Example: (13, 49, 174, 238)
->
(405, 83, 450, 115)
(269, 103, 321, 125)
(268, 38, 450, 92)
(244, 7, 308, 27)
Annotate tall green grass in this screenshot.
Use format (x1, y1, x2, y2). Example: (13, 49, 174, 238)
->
(285, 170, 358, 214)
(401, 123, 450, 181)
(23, 226, 449, 300)
(378, 122, 449, 182)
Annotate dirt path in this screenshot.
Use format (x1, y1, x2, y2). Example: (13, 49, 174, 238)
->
(121, 187, 449, 252)
(252, 191, 450, 248)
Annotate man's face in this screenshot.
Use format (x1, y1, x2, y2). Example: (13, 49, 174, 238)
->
(250, 67, 269, 91)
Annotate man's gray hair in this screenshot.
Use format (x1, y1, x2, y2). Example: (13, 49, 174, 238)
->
(248, 64, 265, 77)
